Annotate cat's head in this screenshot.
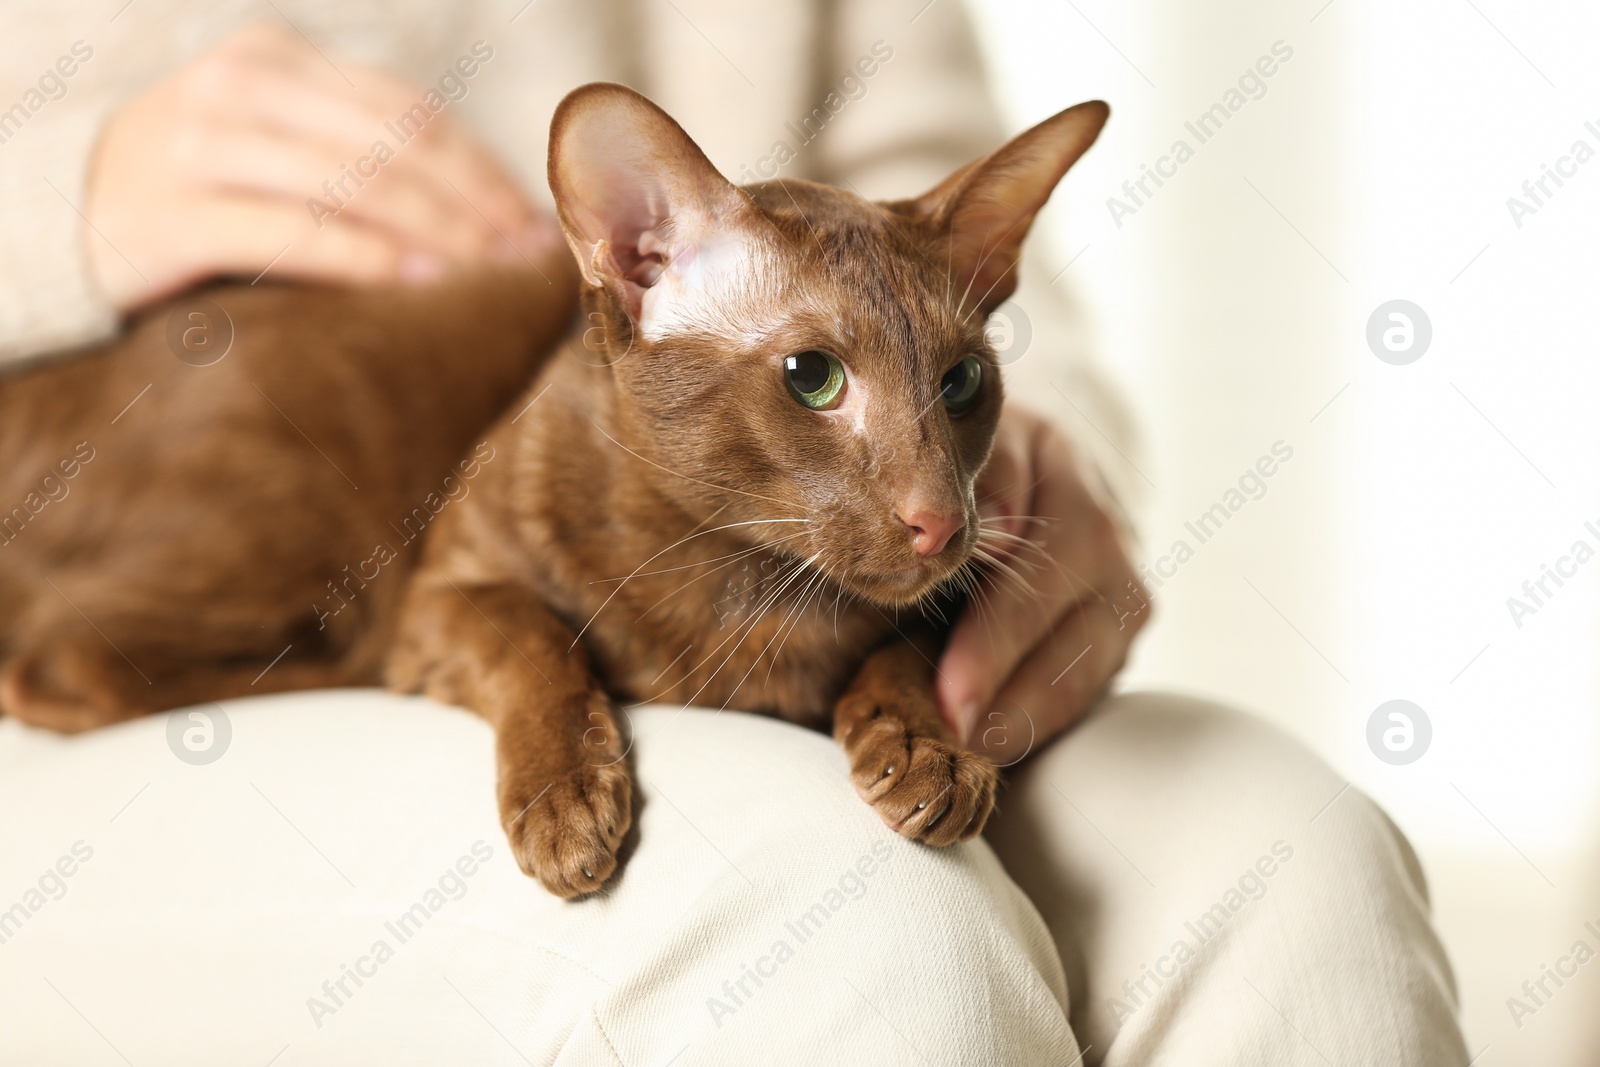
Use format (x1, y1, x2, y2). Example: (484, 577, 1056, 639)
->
(548, 83, 1105, 608)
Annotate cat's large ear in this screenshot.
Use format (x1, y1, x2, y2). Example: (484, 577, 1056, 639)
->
(548, 82, 756, 329)
(910, 100, 1108, 314)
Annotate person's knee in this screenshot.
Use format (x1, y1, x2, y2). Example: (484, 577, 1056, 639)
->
(1073, 691, 1431, 901)
(1002, 690, 1435, 910)
(1005, 691, 1363, 846)
(990, 691, 1465, 1063)
(590, 707, 1077, 1062)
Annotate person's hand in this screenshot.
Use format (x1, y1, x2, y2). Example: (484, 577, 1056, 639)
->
(84, 23, 562, 311)
(938, 402, 1151, 762)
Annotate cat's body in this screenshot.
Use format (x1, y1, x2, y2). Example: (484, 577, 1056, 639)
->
(0, 270, 575, 728)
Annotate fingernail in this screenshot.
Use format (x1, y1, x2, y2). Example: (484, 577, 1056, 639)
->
(954, 700, 982, 746)
(399, 251, 443, 285)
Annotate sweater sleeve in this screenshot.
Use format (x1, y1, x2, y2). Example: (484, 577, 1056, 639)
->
(806, 0, 1148, 537)
(0, 94, 120, 369)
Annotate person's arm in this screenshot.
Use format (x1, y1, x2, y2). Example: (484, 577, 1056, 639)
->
(812, 0, 1150, 758)
(0, 47, 120, 368)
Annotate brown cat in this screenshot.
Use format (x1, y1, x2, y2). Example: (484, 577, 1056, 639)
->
(0, 83, 1106, 901)
(384, 84, 1108, 896)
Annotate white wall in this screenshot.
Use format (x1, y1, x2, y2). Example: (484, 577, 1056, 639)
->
(970, 0, 1600, 1062)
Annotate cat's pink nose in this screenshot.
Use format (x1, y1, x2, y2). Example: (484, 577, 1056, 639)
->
(897, 508, 963, 557)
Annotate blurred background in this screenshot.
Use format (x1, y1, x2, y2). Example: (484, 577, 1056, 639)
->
(971, 0, 1600, 1062)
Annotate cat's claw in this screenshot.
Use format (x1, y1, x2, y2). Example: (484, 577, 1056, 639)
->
(502, 762, 632, 898)
(840, 710, 996, 847)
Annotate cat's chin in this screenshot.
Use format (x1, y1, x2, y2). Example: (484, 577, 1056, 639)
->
(842, 559, 962, 608)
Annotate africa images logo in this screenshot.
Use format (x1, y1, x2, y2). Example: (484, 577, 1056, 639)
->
(166, 705, 232, 765)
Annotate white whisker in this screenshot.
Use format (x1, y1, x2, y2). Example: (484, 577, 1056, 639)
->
(683, 551, 822, 709)
(572, 518, 815, 648)
(588, 418, 794, 509)
(637, 530, 815, 622)
(593, 524, 814, 585)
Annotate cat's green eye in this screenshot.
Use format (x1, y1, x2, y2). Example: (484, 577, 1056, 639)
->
(784, 350, 846, 410)
(940, 355, 983, 413)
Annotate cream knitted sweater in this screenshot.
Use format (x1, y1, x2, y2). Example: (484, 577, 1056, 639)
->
(0, 0, 1140, 518)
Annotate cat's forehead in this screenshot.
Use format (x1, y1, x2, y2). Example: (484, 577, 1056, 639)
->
(737, 180, 981, 363)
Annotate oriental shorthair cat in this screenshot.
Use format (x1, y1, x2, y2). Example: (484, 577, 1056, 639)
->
(387, 85, 1108, 895)
(0, 82, 1107, 899)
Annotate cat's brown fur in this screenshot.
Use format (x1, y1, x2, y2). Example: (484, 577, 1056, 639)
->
(0, 267, 576, 729)
(386, 84, 1108, 896)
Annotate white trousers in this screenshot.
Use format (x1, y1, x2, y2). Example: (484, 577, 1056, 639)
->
(0, 690, 1466, 1065)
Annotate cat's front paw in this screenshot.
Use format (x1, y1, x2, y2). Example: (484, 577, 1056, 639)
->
(501, 761, 632, 898)
(836, 699, 997, 846)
